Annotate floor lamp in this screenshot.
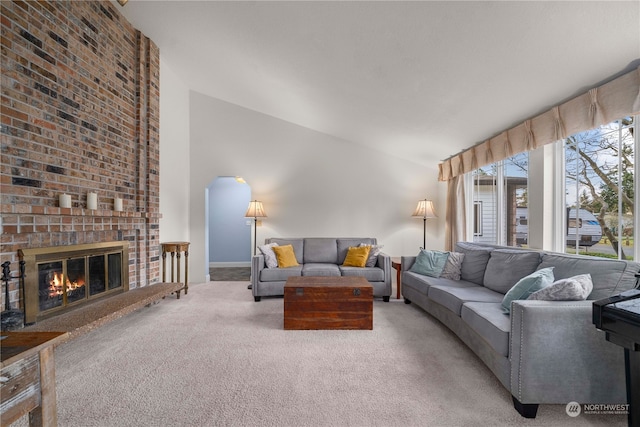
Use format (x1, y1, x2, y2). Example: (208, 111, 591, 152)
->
(245, 200, 267, 256)
(245, 200, 267, 290)
(412, 199, 437, 250)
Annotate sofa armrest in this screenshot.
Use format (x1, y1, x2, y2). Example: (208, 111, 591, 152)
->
(377, 253, 392, 287)
(251, 254, 265, 293)
(509, 300, 626, 405)
(401, 256, 416, 271)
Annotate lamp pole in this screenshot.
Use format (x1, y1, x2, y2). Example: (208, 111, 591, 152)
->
(253, 216, 258, 256)
(245, 199, 266, 258)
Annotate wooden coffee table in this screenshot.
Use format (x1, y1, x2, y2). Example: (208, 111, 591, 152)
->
(284, 276, 373, 330)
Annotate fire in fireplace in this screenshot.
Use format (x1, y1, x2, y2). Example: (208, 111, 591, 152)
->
(38, 260, 86, 311)
(19, 242, 129, 324)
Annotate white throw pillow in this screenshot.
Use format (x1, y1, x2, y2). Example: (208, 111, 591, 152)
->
(527, 274, 593, 301)
(258, 242, 279, 268)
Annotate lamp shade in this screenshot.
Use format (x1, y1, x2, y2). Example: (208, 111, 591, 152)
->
(412, 199, 437, 219)
(245, 200, 267, 218)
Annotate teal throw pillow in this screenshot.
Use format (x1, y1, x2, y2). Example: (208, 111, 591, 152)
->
(501, 267, 555, 314)
(409, 250, 450, 278)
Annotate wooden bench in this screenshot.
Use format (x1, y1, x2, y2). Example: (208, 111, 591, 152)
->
(1, 331, 69, 427)
(21, 282, 184, 342)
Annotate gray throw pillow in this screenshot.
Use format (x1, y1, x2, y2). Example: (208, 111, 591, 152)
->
(258, 242, 279, 268)
(440, 252, 465, 280)
(359, 243, 384, 267)
(409, 250, 450, 278)
(527, 274, 593, 301)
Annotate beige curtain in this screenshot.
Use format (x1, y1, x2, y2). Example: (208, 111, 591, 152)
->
(444, 175, 466, 251)
(439, 66, 640, 181)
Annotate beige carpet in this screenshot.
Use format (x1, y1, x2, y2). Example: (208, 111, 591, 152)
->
(14, 281, 624, 426)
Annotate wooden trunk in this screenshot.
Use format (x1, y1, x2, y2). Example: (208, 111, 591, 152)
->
(284, 276, 373, 330)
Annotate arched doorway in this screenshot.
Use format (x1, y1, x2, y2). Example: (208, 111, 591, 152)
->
(207, 176, 252, 281)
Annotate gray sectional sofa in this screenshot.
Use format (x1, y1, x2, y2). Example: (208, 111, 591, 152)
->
(401, 241, 639, 418)
(251, 237, 392, 302)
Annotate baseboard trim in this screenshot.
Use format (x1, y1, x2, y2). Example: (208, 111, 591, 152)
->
(209, 262, 251, 268)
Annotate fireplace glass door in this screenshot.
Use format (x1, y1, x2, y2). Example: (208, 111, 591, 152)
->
(108, 252, 122, 290)
(66, 257, 87, 304)
(38, 258, 86, 311)
(28, 244, 127, 322)
(38, 261, 64, 312)
(89, 255, 106, 295)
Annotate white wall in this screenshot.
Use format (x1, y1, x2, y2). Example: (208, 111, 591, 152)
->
(188, 91, 445, 283)
(159, 57, 190, 243)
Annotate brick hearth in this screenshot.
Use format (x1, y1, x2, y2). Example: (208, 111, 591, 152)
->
(1, 0, 161, 312)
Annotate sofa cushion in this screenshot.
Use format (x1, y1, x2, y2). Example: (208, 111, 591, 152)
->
(260, 266, 302, 282)
(528, 274, 593, 301)
(302, 263, 341, 277)
(267, 238, 304, 264)
(455, 242, 493, 285)
(483, 249, 541, 294)
(303, 238, 338, 264)
(402, 272, 475, 297)
(337, 238, 376, 264)
(342, 246, 371, 267)
(538, 252, 635, 300)
(340, 266, 385, 282)
(428, 285, 504, 316)
(273, 245, 300, 268)
(501, 267, 555, 314)
(461, 302, 511, 357)
(409, 250, 450, 277)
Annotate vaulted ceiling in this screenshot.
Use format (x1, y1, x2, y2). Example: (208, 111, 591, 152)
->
(118, 1, 640, 167)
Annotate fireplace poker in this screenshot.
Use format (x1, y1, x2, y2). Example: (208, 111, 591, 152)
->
(2, 260, 26, 311)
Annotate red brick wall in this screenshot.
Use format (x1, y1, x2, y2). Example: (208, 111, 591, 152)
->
(1, 0, 161, 309)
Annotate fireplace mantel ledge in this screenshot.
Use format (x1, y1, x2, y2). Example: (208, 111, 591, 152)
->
(4, 204, 162, 219)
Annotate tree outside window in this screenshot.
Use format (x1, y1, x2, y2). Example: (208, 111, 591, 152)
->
(564, 117, 635, 260)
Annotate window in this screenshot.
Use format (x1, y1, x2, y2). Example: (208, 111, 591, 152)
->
(470, 152, 529, 246)
(465, 116, 637, 259)
(473, 202, 483, 236)
(563, 117, 635, 260)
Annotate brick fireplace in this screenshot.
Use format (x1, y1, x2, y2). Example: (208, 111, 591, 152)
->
(1, 1, 161, 317)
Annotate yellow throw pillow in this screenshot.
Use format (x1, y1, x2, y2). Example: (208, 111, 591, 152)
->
(272, 244, 299, 268)
(342, 246, 371, 268)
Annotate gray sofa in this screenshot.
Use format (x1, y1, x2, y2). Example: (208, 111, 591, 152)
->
(251, 237, 392, 302)
(401, 241, 639, 418)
